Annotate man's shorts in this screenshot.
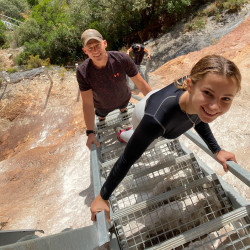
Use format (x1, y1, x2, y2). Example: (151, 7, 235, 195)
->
(95, 103, 128, 118)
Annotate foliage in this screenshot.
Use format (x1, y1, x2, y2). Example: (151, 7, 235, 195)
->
(166, 0, 192, 14)
(9, 0, 199, 64)
(8, 0, 248, 66)
(0, 0, 28, 20)
(0, 21, 7, 47)
(216, 0, 248, 12)
(88, 0, 151, 49)
(198, 2, 220, 17)
(59, 67, 67, 80)
(27, 0, 39, 7)
(0, 57, 3, 71)
(14, 0, 83, 64)
(15, 18, 40, 46)
(7, 67, 18, 73)
(27, 55, 50, 69)
(14, 51, 30, 65)
(185, 16, 206, 31)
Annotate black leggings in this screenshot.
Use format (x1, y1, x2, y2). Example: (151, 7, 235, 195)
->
(100, 115, 163, 200)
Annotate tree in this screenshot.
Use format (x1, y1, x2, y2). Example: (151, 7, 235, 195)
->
(0, 0, 28, 20)
(27, 0, 39, 7)
(0, 21, 7, 47)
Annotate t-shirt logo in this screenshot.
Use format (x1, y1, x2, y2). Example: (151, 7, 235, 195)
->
(114, 73, 119, 78)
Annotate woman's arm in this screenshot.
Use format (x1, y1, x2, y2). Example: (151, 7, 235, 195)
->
(194, 122, 237, 172)
(194, 122, 221, 154)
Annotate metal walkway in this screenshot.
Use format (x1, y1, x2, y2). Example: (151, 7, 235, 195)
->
(93, 103, 250, 250)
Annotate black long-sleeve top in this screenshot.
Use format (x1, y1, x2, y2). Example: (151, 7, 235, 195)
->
(100, 81, 221, 200)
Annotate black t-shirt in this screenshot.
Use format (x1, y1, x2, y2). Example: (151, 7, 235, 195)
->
(76, 51, 138, 110)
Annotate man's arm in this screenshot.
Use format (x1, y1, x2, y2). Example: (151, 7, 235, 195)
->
(81, 90, 99, 150)
(130, 72, 152, 96)
(127, 47, 132, 55)
(144, 48, 151, 59)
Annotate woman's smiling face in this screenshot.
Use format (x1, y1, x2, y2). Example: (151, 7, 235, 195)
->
(188, 73, 238, 123)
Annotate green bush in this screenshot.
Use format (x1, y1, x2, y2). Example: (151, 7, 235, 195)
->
(213, 0, 248, 13)
(27, 55, 50, 69)
(199, 2, 220, 17)
(220, 0, 248, 12)
(7, 67, 18, 73)
(166, 0, 191, 14)
(15, 18, 40, 46)
(14, 51, 30, 65)
(46, 23, 81, 65)
(0, 21, 7, 47)
(0, 0, 28, 20)
(27, 0, 39, 7)
(185, 16, 206, 31)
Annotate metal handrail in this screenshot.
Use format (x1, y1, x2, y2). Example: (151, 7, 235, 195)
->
(184, 130, 250, 187)
(90, 144, 110, 247)
(0, 14, 23, 24)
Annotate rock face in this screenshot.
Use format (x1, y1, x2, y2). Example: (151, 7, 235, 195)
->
(0, 17, 249, 237)
(144, 3, 250, 73)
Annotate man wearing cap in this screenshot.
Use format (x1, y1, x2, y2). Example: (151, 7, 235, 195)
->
(127, 43, 151, 66)
(76, 29, 152, 150)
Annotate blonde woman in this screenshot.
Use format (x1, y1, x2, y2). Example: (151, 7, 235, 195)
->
(91, 55, 241, 222)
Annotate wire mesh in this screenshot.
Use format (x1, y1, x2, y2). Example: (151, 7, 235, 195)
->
(96, 106, 250, 250)
(100, 139, 204, 210)
(175, 217, 250, 250)
(111, 177, 248, 249)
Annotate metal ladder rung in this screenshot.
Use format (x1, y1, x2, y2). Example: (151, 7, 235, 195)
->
(95, 108, 134, 126)
(98, 132, 117, 143)
(112, 174, 218, 220)
(100, 138, 179, 169)
(97, 117, 132, 134)
(149, 205, 250, 250)
(121, 154, 191, 184)
(100, 142, 126, 155)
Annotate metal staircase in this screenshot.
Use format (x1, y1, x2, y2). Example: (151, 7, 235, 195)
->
(1, 102, 249, 249)
(93, 102, 250, 249)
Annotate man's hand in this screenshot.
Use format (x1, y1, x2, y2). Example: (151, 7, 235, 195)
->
(216, 150, 237, 172)
(90, 193, 110, 223)
(86, 133, 99, 150)
(130, 73, 152, 96)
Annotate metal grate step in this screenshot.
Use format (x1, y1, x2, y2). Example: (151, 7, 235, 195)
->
(150, 205, 250, 250)
(94, 105, 250, 250)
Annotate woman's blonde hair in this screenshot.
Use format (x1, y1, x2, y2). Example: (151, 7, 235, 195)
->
(175, 55, 241, 92)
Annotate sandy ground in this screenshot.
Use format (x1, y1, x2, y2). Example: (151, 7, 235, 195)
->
(0, 16, 249, 239)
